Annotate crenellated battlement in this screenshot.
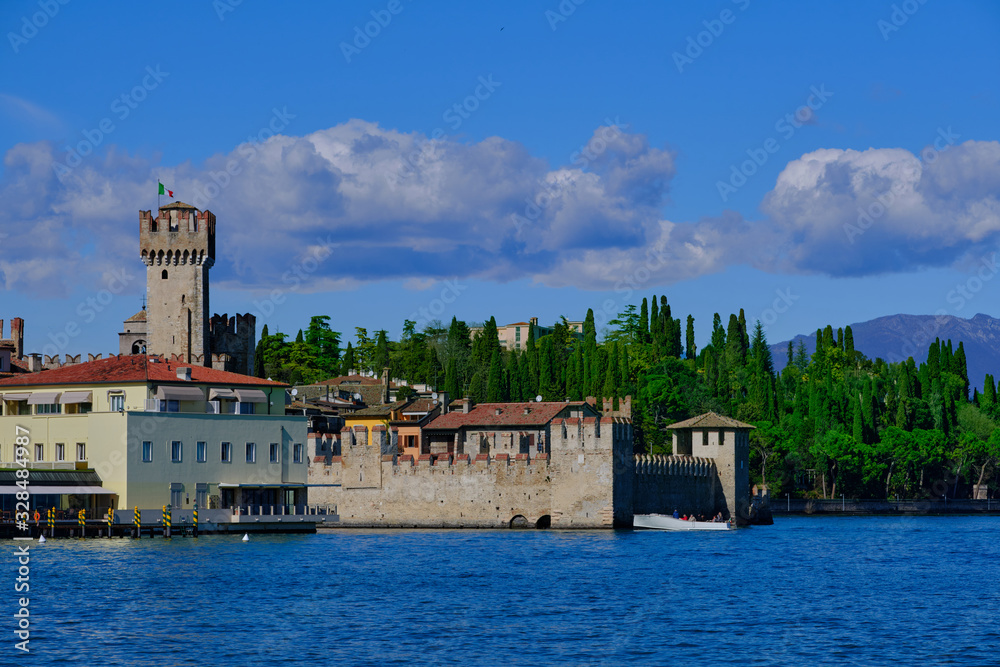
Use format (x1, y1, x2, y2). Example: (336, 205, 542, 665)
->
(208, 313, 255, 335)
(0, 317, 24, 358)
(634, 454, 717, 478)
(38, 353, 126, 370)
(140, 207, 216, 266)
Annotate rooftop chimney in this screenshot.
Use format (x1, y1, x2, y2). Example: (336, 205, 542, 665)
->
(27, 353, 42, 373)
(463, 399, 473, 414)
(495, 408, 502, 416)
(381, 367, 390, 404)
(177, 366, 192, 381)
(523, 406, 531, 415)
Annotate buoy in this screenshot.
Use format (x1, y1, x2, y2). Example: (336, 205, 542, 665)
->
(38, 535, 46, 543)
(242, 533, 249, 542)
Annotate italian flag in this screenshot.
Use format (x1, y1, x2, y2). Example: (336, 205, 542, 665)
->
(158, 182, 174, 197)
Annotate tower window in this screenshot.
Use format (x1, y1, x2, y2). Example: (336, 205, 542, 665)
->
(161, 269, 168, 279)
(181, 294, 185, 304)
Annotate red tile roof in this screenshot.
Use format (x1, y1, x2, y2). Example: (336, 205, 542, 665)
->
(307, 374, 398, 387)
(401, 397, 438, 413)
(0, 355, 287, 388)
(665, 412, 755, 430)
(426, 401, 594, 429)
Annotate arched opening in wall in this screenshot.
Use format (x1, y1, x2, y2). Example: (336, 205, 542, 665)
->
(534, 515, 551, 529)
(509, 515, 529, 529)
(161, 269, 168, 279)
(131, 340, 146, 354)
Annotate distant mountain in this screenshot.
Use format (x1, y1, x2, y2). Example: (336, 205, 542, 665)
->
(770, 313, 1000, 393)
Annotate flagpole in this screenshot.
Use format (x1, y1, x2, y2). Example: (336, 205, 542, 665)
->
(157, 178, 160, 213)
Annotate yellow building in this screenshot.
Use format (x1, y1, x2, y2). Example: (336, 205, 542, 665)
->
(0, 355, 308, 512)
(343, 399, 412, 447)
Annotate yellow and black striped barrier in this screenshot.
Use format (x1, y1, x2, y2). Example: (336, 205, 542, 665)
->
(78, 508, 86, 538)
(47, 508, 54, 537)
(134, 506, 140, 538)
(108, 508, 114, 537)
(163, 504, 171, 538)
(193, 502, 198, 538)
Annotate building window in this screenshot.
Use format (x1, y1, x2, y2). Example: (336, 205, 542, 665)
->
(161, 400, 179, 413)
(55, 443, 65, 461)
(161, 269, 168, 279)
(34, 444, 43, 461)
(77, 443, 86, 461)
(221, 442, 232, 463)
(196, 441, 207, 462)
(293, 443, 303, 464)
(170, 484, 182, 508)
(269, 443, 279, 463)
(237, 402, 255, 415)
(245, 442, 256, 463)
(171, 441, 183, 462)
(35, 403, 60, 415)
(195, 483, 208, 508)
(109, 394, 124, 411)
(142, 441, 153, 462)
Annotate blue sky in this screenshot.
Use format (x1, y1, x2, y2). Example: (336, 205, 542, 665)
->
(1, 0, 999, 359)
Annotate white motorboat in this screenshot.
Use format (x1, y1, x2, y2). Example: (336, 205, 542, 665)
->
(633, 514, 735, 531)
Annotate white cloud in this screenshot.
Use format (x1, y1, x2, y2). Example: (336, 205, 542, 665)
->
(0, 123, 997, 299)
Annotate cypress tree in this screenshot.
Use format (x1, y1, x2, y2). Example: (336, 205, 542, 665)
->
(570, 345, 584, 401)
(603, 343, 618, 399)
(538, 338, 558, 400)
(295, 329, 304, 344)
(852, 397, 864, 444)
(639, 298, 649, 342)
(982, 373, 997, 410)
(373, 330, 390, 374)
(650, 296, 659, 333)
(445, 357, 460, 399)
(844, 325, 855, 354)
(341, 342, 355, 375)
(685, 315, 696, 360)
(253, 324, 268, 378)
(618, 341, 629, 390)
(487, 350, 503, 402)
(507, 351, 522, 402)
(954, 341, 969, 399)
(520, 351, 533, 401)
(526, 323, 539, 395)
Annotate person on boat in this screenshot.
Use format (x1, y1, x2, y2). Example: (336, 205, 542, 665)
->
(688, 515, 696, 522)
(672, 509, 679, 519)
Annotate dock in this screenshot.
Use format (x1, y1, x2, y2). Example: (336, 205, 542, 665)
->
(1, 505, 339, 539)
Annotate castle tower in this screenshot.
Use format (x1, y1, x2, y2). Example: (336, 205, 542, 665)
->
(139, 203, 216, 365)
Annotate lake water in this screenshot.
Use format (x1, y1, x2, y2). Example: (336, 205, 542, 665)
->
(9, 516, 1000, 666)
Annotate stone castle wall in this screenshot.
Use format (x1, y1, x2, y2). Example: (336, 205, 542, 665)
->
(308, 417, 635, 529)
(632, 455, 721, 518)
(208, 313, 255, 375)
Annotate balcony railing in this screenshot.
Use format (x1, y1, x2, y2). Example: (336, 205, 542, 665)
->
(144, 400, 246, 414)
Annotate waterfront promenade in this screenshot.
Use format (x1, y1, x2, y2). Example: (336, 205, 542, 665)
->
(772, 497, 1000, 516)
